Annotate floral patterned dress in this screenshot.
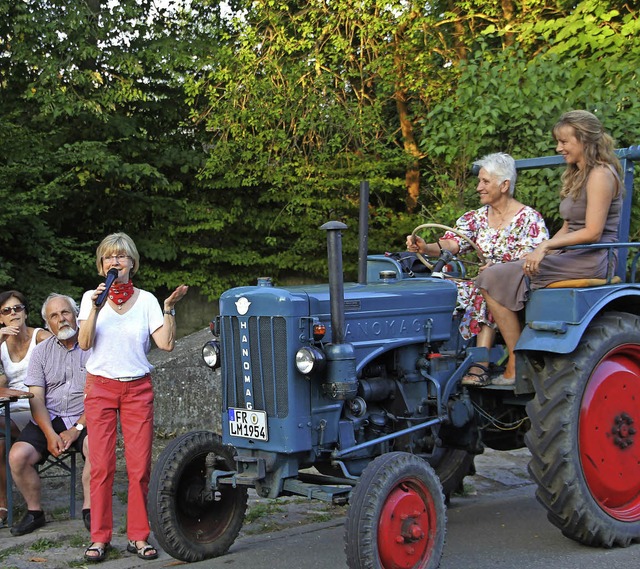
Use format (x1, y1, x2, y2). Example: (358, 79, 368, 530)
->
(443, 205, 549, 339)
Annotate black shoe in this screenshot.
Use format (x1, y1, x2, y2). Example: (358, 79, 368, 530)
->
(83, 508, 91, 532)
(10, 510, 46, 536)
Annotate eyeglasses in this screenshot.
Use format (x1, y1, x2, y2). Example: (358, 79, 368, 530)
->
(0, 304, 26, 316)
(102, 255, 131, 263)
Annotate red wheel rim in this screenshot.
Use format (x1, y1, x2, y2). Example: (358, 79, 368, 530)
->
(378, 479, 438, 569)
(579, 344, 640, 521)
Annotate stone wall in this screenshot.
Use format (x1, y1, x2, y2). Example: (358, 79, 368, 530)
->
(148, 328, 223, 436)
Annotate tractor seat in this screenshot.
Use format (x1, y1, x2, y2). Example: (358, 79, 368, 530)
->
(545, 276, 622, 288)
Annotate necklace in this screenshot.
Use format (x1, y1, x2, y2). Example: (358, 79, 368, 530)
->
(492, 201, 516, 229)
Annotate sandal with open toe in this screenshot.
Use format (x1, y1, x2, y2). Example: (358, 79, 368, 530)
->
(461, 364, 491, 387)
(127, 540, 159, 560)
(84, 542, 109, 563)
(0, 507, 7, 529)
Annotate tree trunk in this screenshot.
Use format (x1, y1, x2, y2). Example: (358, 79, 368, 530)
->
(393, 11, 422, 213)
(396, 94, 421, 213)
(502, 0, 515, 46)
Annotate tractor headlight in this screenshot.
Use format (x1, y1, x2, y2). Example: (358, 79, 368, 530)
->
(202, 340, 221, 369)
(295, 346, 325, 376)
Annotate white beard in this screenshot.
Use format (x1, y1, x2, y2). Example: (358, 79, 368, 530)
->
(57, 325, 77, 341)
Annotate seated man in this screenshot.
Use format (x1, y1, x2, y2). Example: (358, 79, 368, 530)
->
(8, 293, 91, 536)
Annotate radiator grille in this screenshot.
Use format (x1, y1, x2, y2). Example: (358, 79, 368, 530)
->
(220, 316, 289, 418)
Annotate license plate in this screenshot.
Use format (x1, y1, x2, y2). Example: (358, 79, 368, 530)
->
(228, 408, 268, 441)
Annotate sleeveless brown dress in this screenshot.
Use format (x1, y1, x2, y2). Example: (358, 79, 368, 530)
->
(475, 171, 622, 312)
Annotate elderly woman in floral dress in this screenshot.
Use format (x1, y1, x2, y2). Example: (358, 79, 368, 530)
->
(407, 152, 549, 386)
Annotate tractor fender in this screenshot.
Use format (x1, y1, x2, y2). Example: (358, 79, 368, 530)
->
(517, 285, 640, 355)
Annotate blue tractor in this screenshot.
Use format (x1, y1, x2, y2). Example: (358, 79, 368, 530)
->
(149, 147, 640, 569)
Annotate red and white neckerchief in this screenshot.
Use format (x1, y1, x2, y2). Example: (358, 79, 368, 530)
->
(109, 280, 134, 309)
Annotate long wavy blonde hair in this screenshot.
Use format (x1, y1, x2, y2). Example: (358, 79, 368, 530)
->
(553, 110, 622, 200)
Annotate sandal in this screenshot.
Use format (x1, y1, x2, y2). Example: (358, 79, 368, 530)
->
(461, 364, 491, 387)
(84, 542, 109, 563)
(127, 540, 159, 560)
(0, 507, 7, 529)
(492, 373, 515, 386)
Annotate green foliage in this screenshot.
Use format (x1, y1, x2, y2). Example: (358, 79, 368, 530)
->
(30, 538, 57, 552)
(420, 1, 640, 233)
(0, 0, 213, 315)
(0, 0, 639, 312)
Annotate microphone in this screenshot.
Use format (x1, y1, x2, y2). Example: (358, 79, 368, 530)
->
(95, 268, 119, 307)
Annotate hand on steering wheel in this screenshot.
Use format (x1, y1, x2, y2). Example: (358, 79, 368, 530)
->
(410, 223, 486, 272)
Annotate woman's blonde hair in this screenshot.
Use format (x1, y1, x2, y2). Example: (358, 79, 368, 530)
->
(553, 110, 622, 200)
(95, 232, 140, 277)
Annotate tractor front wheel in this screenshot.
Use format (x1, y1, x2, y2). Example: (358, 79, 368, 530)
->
(345, 452, 446, 569)
(148, 431, 247, 562)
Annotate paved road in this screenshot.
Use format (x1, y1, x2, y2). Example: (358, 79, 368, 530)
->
(173, 484, 640, 569)
(3, 448, 640, 568)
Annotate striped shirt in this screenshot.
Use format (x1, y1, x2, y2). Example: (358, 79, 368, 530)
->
(24, 335, 91, 430)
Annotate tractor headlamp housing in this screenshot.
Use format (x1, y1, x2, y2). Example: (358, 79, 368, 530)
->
(295, 346, 326, 376)
(202, 340, 221, 369)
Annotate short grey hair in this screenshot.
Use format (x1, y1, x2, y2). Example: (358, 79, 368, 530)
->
(41, 293, 79, 323)
(473, 152, 517, 196)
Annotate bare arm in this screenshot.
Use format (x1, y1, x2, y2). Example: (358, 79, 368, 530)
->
(29, 385, 66, 457)
(406, 236, 460, 256)
(78, 307, 99, 350)
(78, 285, 107, 350)
(544, 169, 613, 251)
(35, 329, 52, 343)
(29, 386, 55, 437)
(525, 167, 616, 273)
(151, 285, 189, 352)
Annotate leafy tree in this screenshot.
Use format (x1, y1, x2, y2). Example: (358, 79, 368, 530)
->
(1, 0, 639, 314)
(188, 0, 640, 283)
(420, 1, 640, 234)
(0, 0, 216, 315)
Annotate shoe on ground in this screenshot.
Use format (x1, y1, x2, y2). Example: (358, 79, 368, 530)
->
(10, 510, 46, 536)
(127, 539, 159, 560)
(0, 506, 7, 529)
(84, 542, 110, 563)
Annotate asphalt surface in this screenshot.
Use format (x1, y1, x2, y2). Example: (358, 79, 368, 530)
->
(2, 447, 639, 568)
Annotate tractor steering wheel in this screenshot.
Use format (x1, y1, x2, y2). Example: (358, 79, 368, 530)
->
(411, 223, 486, 272)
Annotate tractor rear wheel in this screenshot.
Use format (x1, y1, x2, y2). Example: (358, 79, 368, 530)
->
(525, 311, 640, 547)
(148, 430, 247, 562)
(345, 452, 446, 569)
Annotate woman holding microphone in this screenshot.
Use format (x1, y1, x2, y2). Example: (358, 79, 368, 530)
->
(78, 232, 188, 562)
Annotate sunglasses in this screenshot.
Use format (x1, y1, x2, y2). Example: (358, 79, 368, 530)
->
(0, 304, 26, 316)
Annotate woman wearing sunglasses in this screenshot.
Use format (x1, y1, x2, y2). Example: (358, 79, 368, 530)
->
(0, 290, 51, 527)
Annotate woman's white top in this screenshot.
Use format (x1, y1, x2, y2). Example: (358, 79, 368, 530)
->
(79, 289, 164, 379)
(0, 327, 43, 412)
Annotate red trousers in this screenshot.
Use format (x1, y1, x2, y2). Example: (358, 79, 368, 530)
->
(84, 373, 154, 543)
